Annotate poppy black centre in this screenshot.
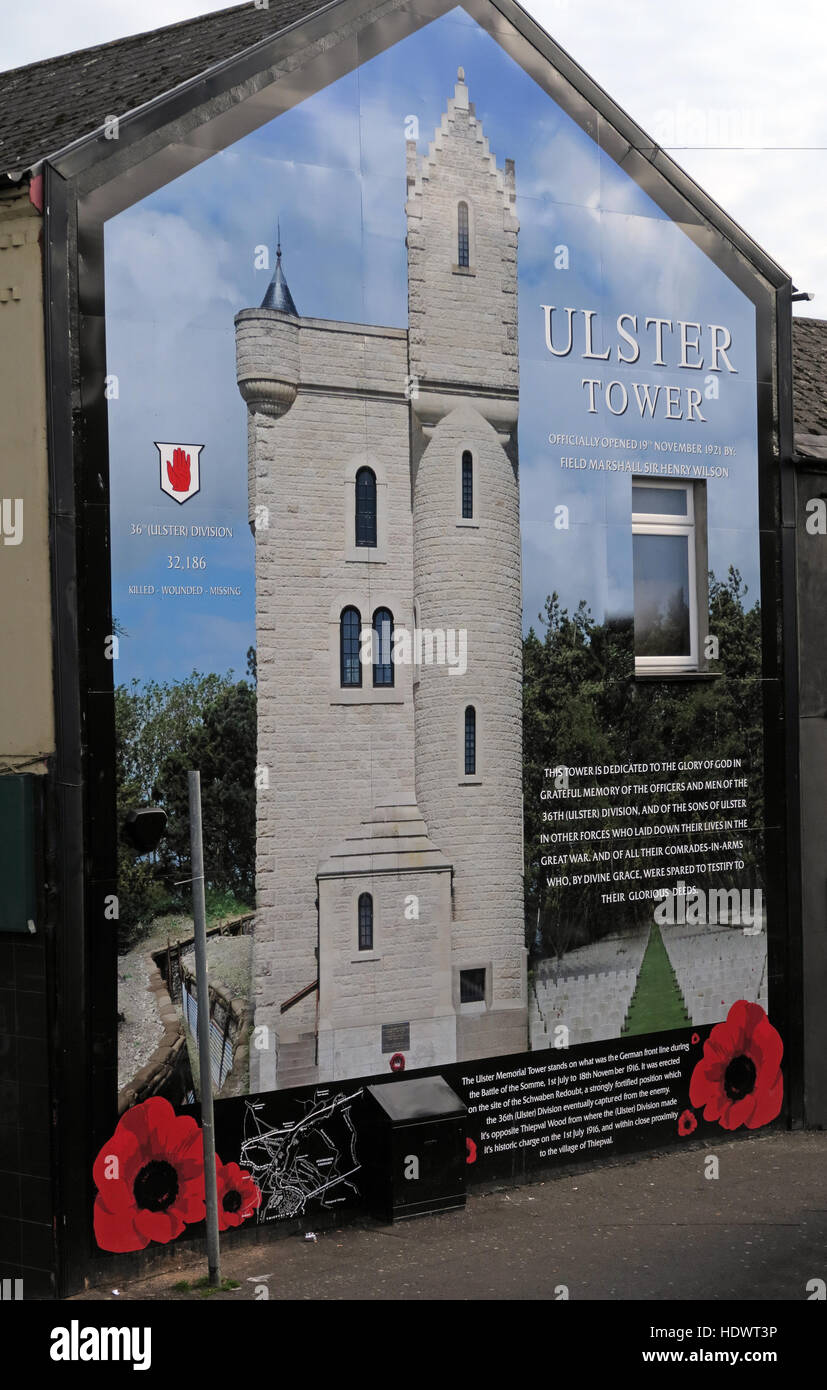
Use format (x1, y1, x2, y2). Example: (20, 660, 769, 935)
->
(724, 1053, 757, 1101)
(223, 1190, 242, 1213)
(134, 1159, 179, 1212)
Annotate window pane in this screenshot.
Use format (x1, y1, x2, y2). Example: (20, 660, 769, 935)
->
(464, 705, 476, 775)
(461, 450, 473, 519)
(632, 485, 687, 517)
(358, 893, 373, 951)
(457, 201, 469, 268)
(633, 533, 691, 656)
(460, 968, 485, 1004)
(355, 468, 377, 547)
(340, 607, 362, 686)
(372, 608, 394, 687)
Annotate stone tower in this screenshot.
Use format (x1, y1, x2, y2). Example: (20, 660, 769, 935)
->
(407, 69, 527, 1059)
(234, 69, 527, 1089)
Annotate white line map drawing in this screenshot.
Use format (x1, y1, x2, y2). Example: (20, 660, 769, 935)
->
(240, 1087, 363, 1221)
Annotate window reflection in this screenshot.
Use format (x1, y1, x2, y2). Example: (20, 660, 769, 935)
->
(633, 533, 691, 656)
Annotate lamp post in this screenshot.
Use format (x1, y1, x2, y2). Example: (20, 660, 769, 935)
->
(188, 770, 221, 1287)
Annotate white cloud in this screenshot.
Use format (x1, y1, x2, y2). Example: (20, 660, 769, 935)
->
(5, 0, 825, 305)
(106, 207, 242, 324)
(527, 0, 827, 306)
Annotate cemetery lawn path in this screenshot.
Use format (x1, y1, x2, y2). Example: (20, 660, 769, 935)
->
(622, 924, 690, 1035)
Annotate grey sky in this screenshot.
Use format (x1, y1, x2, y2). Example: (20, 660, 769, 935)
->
(3, 0, 825, 312)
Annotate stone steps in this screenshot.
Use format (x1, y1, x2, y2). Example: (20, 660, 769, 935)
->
(276, 1034, 319, 1088)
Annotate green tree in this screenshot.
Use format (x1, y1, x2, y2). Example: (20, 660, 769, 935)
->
(523, 568, 763, 960)
(114, 669, 242, 941)
(158, 680, 257, 905)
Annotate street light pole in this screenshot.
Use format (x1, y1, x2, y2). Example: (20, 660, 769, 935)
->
(188, 770, 221, 1286)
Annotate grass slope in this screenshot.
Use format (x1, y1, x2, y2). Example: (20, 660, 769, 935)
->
(622, 924, 690, 1036)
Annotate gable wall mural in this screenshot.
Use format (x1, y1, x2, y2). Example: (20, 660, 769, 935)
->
(91, 2, 786, 1253)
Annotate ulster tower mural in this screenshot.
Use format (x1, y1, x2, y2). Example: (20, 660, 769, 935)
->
(235, 69, 527, 1089)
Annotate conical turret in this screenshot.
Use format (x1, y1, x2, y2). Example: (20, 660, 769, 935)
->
(260, 229, 298, 315)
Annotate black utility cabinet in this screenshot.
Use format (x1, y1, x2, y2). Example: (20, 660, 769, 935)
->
(361, 1076, 467, 1222)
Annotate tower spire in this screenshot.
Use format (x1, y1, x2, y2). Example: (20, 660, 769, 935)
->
(261, 219, 298, 315)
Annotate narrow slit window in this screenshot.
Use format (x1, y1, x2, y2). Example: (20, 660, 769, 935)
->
(340, 606, 362, 687)
(355, 467, 377, 548)
(372, 608, 394, 687)
(457, 201, 470, 267)
(461, 450, 473, 519)
(464, 705, 476, 775)
(358, 893, 373, 951)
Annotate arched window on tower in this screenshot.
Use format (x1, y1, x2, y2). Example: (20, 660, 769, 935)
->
(457, 201, 470, 268)
(464, 705, 477, 776)
(358, 893, 374, 951)
(355, 467, 377, 548)
(461, 450, 474, 519)
(340, 606, 362, 687)
(372, 607, 394, 687)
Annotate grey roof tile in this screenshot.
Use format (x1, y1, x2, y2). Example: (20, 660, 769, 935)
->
(793, 317, 827, 439)
(0, 0, 325, 175)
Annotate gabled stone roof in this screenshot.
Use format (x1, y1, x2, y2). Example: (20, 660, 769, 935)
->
(0, 0, 325, 176)
(407, 67, 516, 215)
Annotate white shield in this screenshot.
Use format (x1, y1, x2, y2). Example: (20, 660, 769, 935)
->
(156, 442, 203, 504)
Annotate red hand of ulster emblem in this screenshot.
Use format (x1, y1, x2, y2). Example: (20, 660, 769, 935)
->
(167, 446, 191, 493)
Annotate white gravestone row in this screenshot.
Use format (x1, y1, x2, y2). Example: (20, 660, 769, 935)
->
(661, 922, 768, 1026)
(530, 930, 651, 1048)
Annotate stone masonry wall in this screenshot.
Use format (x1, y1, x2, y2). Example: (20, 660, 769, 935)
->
(241, 315, 416, 1088)
(412, 405, 526, 1059)
(407, 70, 527, 1060)
(317, 864, 455, 1078)
(238, 69, 528, 1085)
(407, 71, 518, 394)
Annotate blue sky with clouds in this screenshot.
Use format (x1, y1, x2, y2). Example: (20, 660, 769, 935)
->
(105, 5, 759, 684)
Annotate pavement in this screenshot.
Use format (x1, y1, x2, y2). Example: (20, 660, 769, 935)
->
(70, 1129, 827, 1302)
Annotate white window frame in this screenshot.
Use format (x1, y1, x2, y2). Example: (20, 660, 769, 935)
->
(632, 479, 698, 673)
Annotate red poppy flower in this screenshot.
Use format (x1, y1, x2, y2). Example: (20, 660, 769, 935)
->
(93, 1097, 206, 1252)
(691, 1033, 700, 1046)
(214, 1160, 261, 1230)
(466, 1137, 477, 1165)
(689, 1001, 783, 1132)
(678, 1109, 697, 1137)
